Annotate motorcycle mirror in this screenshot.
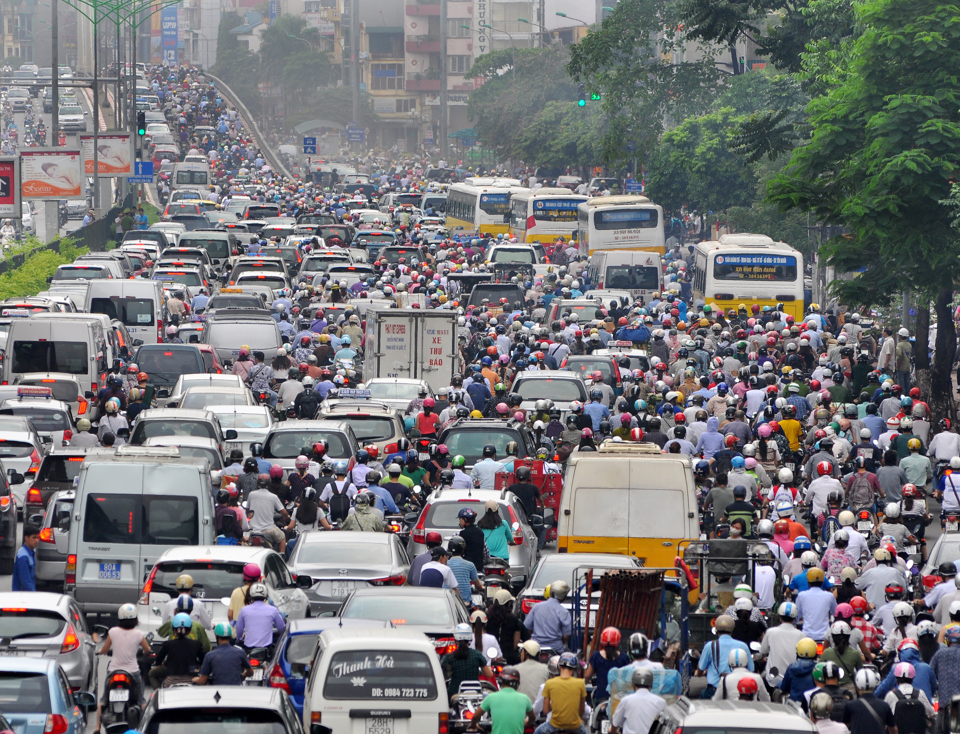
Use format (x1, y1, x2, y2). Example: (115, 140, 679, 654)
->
(749, 641, 761, 652)
(907, 559, 914, 569)
(413, 485, 422, 495)
(512, 522, 520, 532)
(220, 597, 231, 607)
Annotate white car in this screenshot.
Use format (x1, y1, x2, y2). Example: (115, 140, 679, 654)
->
(142, 436, 224, 472)
(509, 371, 588, 416)
(165, 373, 246, 407)
(58, 104, 86, 132)
(0, 393, 76, 448)
(360, 378, 433, 414)
(208, 405, 275, 455)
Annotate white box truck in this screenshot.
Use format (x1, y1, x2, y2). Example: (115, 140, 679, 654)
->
(364, 308, 459, 394)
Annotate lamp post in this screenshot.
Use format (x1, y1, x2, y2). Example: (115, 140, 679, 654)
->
(517, 17, 547, 46)
(555, 11, 589, 25)
(479, 22, 517, 77)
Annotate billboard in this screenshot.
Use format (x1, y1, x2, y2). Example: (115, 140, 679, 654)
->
(80, 133, 133, 176)
(161, 7, 178, 65)
(0, 157, 20, 217)
(20, 150, 83, 199)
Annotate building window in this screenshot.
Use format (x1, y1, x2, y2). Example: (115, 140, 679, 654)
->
(448, 55, 471, 75)
(396, 99, 416, 113)
(447, 19, 471, 37)
(491, 3, 528, 33)
(304, 1, 321, 11)
(371, 62, 403, 90)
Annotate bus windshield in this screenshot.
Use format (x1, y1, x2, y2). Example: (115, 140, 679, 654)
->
(712, 252, 798, 281)
(594, 209, 658, 230)
(533, 199, 580, 222)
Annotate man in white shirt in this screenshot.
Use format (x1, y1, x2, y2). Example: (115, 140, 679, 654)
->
(610, 668, 667, 734)
(418, 546, 458, 589)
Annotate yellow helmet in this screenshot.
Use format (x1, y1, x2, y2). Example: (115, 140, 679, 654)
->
(319, 334, 329, 343)
(699, 318, 709, 327)
(907, 437, 922, 450)
(796, 638, 818, 659)
(806, 567, 825, 584)
(470, 410, 483, 419)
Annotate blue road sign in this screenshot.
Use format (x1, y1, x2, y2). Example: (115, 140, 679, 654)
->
(134, 161, 154, 176)
(127, 176, 154, 184)
(625, 179, 642, 193)
(346, 129, 364, 143)
(303, 136, 316, 154)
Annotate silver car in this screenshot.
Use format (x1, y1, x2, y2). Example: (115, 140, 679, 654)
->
(510, 372, 588, 416)
(35, 490, 74, 591)
(407, 488, 540, 580)
(359, 378, 433, 414)
(287, 532, 412, 615)
(0, 592, 97, 689)
(164, 373, 247, 408)
(209, 405, 275, 456)
(262, 419, 359, 473)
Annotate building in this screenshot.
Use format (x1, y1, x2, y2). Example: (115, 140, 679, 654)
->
(181, 0, 222, 69)
(2, 0, 38, 64)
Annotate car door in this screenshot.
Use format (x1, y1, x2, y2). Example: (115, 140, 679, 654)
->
(67, 602, 96, 684)
(263, 553, 308, 619)
(54, 668, 83, 734)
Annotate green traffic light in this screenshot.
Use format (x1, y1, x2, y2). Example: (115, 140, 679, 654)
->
(578, 98, 586, 107)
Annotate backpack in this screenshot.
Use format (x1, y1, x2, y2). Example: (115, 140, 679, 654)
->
(296, 390, 320, 419)
(328, 483, 353, 523)
(892, 688, 927, 734)
(848, 472, 874, 510)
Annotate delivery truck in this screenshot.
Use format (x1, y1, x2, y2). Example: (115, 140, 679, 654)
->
(363, 308, 459, 395)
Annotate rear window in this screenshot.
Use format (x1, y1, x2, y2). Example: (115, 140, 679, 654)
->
(153, 271, 202, 287)
(205, 323, 280, 351)
(82, 492, 199, 545)
(264, 430, 350, 459)
(0, 441, 36, 459)
(0, 407, 70, 432)
(180, 238, 230, 259)
(297, 540, 391, 565)
(200, 350, 216, 373)
(136, 348, 203, 380)
(491, 249, 535, 264)
(36, 455, 85, 482)
(302, 257, 349, 272)
(246, 206, 280, 219)
(143, 708, 287, 734)
(55, 266, 108, 280)
(213, 412, 269, 430)
(151, 561, 244, 599)
(0, 609, 66, 639)
(181, 392, 248, 409)
(18, 379, 79, 402)
(440, 430, 526, 464)
(514, 378, 584, 402)
(427, 501, 509, 528)
(604, 265, 660, 291)
(341, 594, 452, 627)
(322, 650, 438, 701)
(132, 419, 217, 443)
(207, 296, 262, 310)
(0, 672, 51, 714)
(91, 297, 155, 327)
(12, 340, 89, 375)
(341, 415, 395, 442)
(365, 383, 421, 401)
(381, 249, 422, 264)
(468, 285, 522, 307)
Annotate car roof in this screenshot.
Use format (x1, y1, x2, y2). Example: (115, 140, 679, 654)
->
(153, 686, 288, 711)
(321, 401, 396, 415)
(363, 378, 427, 386)
(0, 591, 72, 612)
(157, 545, 277, 564)
(0, 398, 73, 410)
(663, 699, 815, 729)
(349, 586, 453, 598)
(319, 627, 435, 648)
(208, 405, 271, 416)
(513, 372, 581, 381)
(181, 386, 249, 395)
(428, 488, 509, 505)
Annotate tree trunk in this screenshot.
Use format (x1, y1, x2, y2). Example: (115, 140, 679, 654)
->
(930, 287, 958, 425)
(915, 302, 931, 398)
(730, 44, 740, 75)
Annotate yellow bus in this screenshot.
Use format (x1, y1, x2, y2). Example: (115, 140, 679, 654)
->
(576, 195, 665, 256)
(445, 179, 525, 237)
(691, 234, 805, 319)
(509, 188, 588, 243)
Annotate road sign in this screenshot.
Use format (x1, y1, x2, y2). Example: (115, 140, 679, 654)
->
(346, 129, 364, 143)
(625, 179, 642, 193)
(134, 161, 154, 176)
(303, 136, 317, 154)
(127, 175, 154, 184)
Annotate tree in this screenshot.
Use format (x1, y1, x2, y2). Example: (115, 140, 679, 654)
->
(512, 101, 604, 172)
(212, 12, 261, 115)
(259, 16, 323, 85)
(769, 0, 960, 419)
(677, 0, 765, 74)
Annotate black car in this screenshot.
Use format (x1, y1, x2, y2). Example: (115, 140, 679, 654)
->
(133, 344, 207, 399)
(437, 417, 536, 470)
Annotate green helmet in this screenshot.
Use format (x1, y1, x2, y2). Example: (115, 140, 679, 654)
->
(812, 661, 827, 685)
(495, 382, 506, 392)
(452, 455, 466, 469)
(214, 622, 233, 638)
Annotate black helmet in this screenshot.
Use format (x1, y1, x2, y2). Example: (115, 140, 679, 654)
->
(439, 469, 455, 485)
(566, 415, 578, 427)
(939, 561, 957, 577)
(250, 442, 264, 457)
(216, 489, 229, 505)
(500, 666, 521, 689)
(229, 448, 244, 462)
(355, 450, 369, 464)
(396, 438, 411, 452)
(516, 466, 531, 482)
(456, 406, 470, 418)
(599, 420, 610, 434)
(505, 441, 519, 456)
(674, 426, 687, 439)
(482, 444, 496, 458)
(447, 536, 466, 555)
(243, 457, 258, 473)
(507, 393, 522, 408)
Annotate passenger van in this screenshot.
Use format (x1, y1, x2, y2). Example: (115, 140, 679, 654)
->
(303, 628, 446, 734)
(176, 231, 237, 270)
(65, 445, 216, 613)
(556, 442, 699, 568)
(171, 161, 210, 191)
(84, 279, 167, 344)
(588, 250, 663, 303)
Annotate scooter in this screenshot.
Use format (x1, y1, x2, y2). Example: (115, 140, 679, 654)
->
(100, 669, 141, 734)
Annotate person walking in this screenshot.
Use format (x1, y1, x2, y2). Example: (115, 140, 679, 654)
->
(11, 524, 39, 591)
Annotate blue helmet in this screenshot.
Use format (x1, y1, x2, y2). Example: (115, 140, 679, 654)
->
(176, 595, 194, 613)
(717, 382, 729, 395)
(694, 460, 710, 476)
(794, 536, 813, 551)
(731, 456, 745, 469)
(481, 356, 493, 366)
(172, 613, 193, 630)
(333, 459, 349, 474)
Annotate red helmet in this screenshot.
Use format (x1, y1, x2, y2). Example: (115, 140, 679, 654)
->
(599, 627, 622, 647)
(423, 397, 436, 408)
(137, 372, 149, 382)
(815, 429, 827, 440)
(817, 461, 833, 476)
(725, 434, 738, 447)
(425, 531, 443, 545)
(674, 412, 685, 423)
(575, 330, 583, 338)
(630, 427, 643, 441)
(766, 336, 777, 347)
(751, 304, 760, 314)
(312, 441, 328, 456)
(774, 519, 789, 534)
(902, 483, 919, 498)
(299, 362, 309, 374)
(737, 678, 758, 696)
(769, 420, 780, 432)
(269, 465, 284, 479)
(850, 596, 869, 614)
(810, 380, 821, 391)
(487, 346, 498, 356)
(618, 317, 628, 326)
(910, 387, 921, 398)
(365, 444, 379, 459)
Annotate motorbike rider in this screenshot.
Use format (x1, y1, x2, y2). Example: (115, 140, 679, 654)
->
(247, 477, 288, 553)
(610, 667, 666, 734)
(467, 665, 534, 733)
(194, 622, 252, 685)
(96, 602, 153, 728)
(236, 583, 285, 653)
(341, 490, 384, 531)
(161, 573, 213, 630)
(150, 613, 205, 688)
(537, 652, 587, 734)
(471, 444, 503, 489)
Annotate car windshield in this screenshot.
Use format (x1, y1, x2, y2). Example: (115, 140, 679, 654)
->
(36, 455, 85, 482)
(440, 430, 526, 463)
(167, 446, 220, 469)
(12, 340, 88, 375)
(208, 296, 262, 310)
(0, 673, 52, 714)
(181, 391, 249, 409)
(0, 609, 66, 639)
(90, 297, 155, 327)
(322, 650, 438, 701)
(133, 420, 216, 442)
(237, 276, 286, 289)
(604, 265, 660, 291)
(82, 491, 199, 545)
(340, 416, 394, 442)
(297, 540, 391, 565)
(341, 595, 452, 626)
(365, 383, 422, 401)
(564, 359, 614, 382)
(264, 431, 350, 459)
(491, 249, 535, 264)
(151, 561, 244, 599)
(514, 378, 584, 401)
(143, 708, 288, 734)
(0, 407, 70, 432)
(136, 348, 202, 381)
(205, 323, 280, 351)
(212, 411, 270, 430)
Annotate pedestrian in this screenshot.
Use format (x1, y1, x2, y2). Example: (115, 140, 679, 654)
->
(11, 523, 39, 591)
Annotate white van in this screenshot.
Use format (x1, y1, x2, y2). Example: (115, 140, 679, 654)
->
(303, 628, 446, 734)
(588, 250, 663, 303)
(84, 279, 167, 344)
(65, 445, 216, 613)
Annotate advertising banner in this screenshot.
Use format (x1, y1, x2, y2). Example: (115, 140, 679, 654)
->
(0, 157, 20, 217)
(161, 7, 178, 65)
(80, 134, 133, 176)
(20, 150, 82, 199)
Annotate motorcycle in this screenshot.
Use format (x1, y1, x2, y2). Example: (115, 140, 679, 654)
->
(245, 646, 272, 684)
(449, 679, 496, 733)
(100, 669, 141, 734)
(483, 557, 512, 600)
(854, 509, 877, 546)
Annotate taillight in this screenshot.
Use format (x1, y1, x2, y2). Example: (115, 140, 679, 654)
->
(77, 397, 87, 415)
(0, 496, 10, 511)
(268, 663, 290, 692)
(39, 527, 55, 543)
(507, 506, 523, 544)
(139, 564, 158, 604)
(60, 624, 79, 653)
(521, 598, 543, 614)
(311, 712, 321, 727)
(27, 450, 40, 476)
(370, 574, 406, 586)
(26, 488, 41, 504)
(438, 712, 449, 734)
(91, 383, 97, 392)
(63, 430, 72, 443)
(412, 509, 427, 544)
(65, 554, 76, 585)
(157, 319, 163, 343)
(434, 637, 456, 655)
(43, 715, 68, 734)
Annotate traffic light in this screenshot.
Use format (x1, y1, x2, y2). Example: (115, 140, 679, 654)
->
(136, 111, 146, 136)
(591, 92, 601, 101)
(577, 83, 586, 107)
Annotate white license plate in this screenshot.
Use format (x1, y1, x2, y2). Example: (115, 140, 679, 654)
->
(99, 563, 121, 580)
(418, 452, 430, 461)
(601, 721, 611, 734)
(858, 521, 873, 530)
(109, 689, 129, 702)
(226, 442, 244, 454)
(906, 545, 918, 555)
(250, 667, 264, 681)
(319, 580, 355, 597)
(366, 717, 393, 734)
(948, 521, 959, 533)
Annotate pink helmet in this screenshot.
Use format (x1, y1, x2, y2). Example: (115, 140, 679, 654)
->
(242, 563, 261, 583)
(514, 412, 524, 422)
(499, 354, 510, 365)
(269, 464, 284, 479)
(496, 402, 509, 415)
(893, 662, 916, 680)
(758, 424, 772, 438)
(744, 457, 758, 469)
(295, 455, 310, 470)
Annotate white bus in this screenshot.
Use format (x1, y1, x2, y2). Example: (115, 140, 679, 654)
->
(577, 195, 665, 256)
(445, 179, 525, 236)
(509, 188, 588, 243)
(691, 234, 805, 319)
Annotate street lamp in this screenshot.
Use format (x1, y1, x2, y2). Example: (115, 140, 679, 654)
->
(480, 22, 518, 77)
(555, 11, 589, 26)
(517, 17, 549, 47)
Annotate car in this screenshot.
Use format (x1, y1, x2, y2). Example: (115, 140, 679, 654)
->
(164, 373, 246, 407)
(0, 657, 95, 734)
(359, 378, 433, 414)
(196, 343, 225, 375)
(317, 397, 406, 453)
(57, 104, 86, 132)
(26, 447, 109, 519)
(335, 586, 471, 655)
(510, 371, 588, 415)
(654, 699, 816, 734)
(408, 487, 540, 580)
(560, 354, 625, 398)
(322, 264, 376, 289)
(258, 618, 389, 716)
(137, 687, 304, 734)
(178, 385, 257, 410)
(0, 392, 76, 448)
(206, 292, 267, 313)
(35, 489, 76, 591)
(152, 266, 207, 290)
(288, 532, 412, 616)
(13, 373, 94, 423)
(0, 592, 98, 689)
(134, 344, 207, 398)
(6, 88, 31, 111)
(297, 251, 353, 281)
(129, 408, 237, 451)
(52, 263, 114, 281)
(201, 309, 283, 364)
(209, 405, 275, 456)
(920, 531, 960, 576)
(228, 257, 289, 285)
(0, 420, 48, 511)
(262, 419, 360, 472)
(437, 417, 536, 470)
(138, 545, 310, 644)
(142, 436, 224, 471)
(515, 552, 644, 620)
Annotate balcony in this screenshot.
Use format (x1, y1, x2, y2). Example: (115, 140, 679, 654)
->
(406, 35, 440, 52)
(406, 72, 440, 90)
(405, 3, 441, 14)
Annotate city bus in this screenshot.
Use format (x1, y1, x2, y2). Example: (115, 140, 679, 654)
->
(576, 195, 665, 256)
(509, 188, 588, 243)
(691, 234, 805, 319)
(445, 179, 525, 236)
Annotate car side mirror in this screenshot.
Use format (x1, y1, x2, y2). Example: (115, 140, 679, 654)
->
(28, 513, 43, 525)
(509, 575, 525, 590)
(403, 512, 419, 524)
(116, 428, 130, 439)
(225, 429, 238, 441)
(74, 691, 97, 708)
(530, 515, 544, 529)
(40, 436, 52, 444)
(296, 575, 313, 589)
(7, 472, 23, 486)
(84, 391, 95, 400)
(132, 339, 143, 347)
(542, 508, 556, 526)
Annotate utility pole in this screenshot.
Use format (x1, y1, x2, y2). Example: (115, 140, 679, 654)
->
(350, 0, 359, 146)
(439, 0, 447, 157)
(51, 0, 59, 146)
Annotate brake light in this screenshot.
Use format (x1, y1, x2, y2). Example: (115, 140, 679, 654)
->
(65, 554, 76, 585)
(26, 488, 41, 504)
(62, 429, 72, 443)
(39, 527, 55, 543)
(370, 574, 406, 586)
(507, 506, 523, 544)
(110, 673, 131, 685)
(77, 397, 87, 415)
(27, 450, 40, 476)
(139, 564, 158, 604)
(412, 509, 427, 544)
(268, 663, 291, 692)
(521, 598, 542, 614)
(157, 319, 163, 342)
(60, 624, 79, 653)
(311, 713, 321, 726)
(434, 637, 456, 655)
(438, 712, 449, 734)
(0, 496, 10, 511)
(43, 715, 68, 734)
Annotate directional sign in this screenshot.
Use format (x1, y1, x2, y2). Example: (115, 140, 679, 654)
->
(303, 136, 317, 154)
(625, 179, 643, 193)
(127, 175, 154, 183)
(134, 161, 154, 176)
(346, 129, 364, 143)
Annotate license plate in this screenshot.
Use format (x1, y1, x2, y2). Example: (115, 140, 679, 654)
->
(786, 463, 795, 472)
(366, 717, 393, 734)
(99, 563, 121, 580)
(109, 689, 129, 702)
(906, 545, 918, 555)
(319, 580, 354, 597)
(418, 452, 430, 461)
(250, 668, 264, 681)
(858, 521, 873, 530)
(601, 721, 611, 734)
(948, 521, 959, 533)
(226, 442, 244, 454)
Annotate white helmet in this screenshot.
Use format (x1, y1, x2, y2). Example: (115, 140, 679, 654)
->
(801, 551, 819, 568)
(855, 668, 881, 691)
(756, 519, 774, 538)
(734, 597, 753, 612)
(249, 583, 269, 600)
(838, 510, 855, 527)
(453, 622, 473, 641)
(885, 502, 901, 519)
(892, 601, 914, 620)
(728, 648, 750, 668)
(778, 468, 794, 484)
(830, 621, 852, 636)
(118, 602, 137, 620)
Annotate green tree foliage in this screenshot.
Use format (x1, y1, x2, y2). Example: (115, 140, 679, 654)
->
(259, 16, 323, 84)
(769, 0, 960, 415)
(212, 12, 261, 115)
(725, 159, 813, 252)
(511, 101, 604, 172)
(677, 0, 765, 74)
(758, 0, 856, 75)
